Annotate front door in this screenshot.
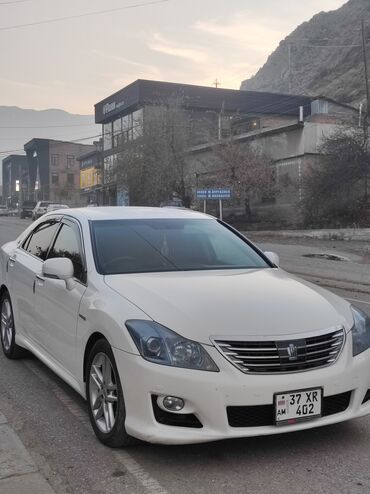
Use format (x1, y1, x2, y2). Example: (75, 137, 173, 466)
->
(9, 220, 60, 341)
(34, 218, 87, 378)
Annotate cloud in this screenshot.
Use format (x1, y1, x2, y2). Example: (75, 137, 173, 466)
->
(148, 33, 208, 63)
(91, 49, 161, 75)
(0, 77, 45, 90)
(194, 13, 286, 54)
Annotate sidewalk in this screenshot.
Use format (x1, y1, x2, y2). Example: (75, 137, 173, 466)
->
(0, 410, 56, 494)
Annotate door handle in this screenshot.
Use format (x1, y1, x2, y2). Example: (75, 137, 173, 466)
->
(35, 274, 45, 286)
(8, 256, 16, 267)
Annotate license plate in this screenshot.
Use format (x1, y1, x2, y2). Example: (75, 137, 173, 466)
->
(274, 387, 322, 426)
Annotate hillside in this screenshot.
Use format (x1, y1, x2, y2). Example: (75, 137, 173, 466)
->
(0, 106, 99, 160)
(241, 0, 370, 106)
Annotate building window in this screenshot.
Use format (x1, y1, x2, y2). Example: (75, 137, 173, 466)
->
(103, 122, 113, 151)
(51, 173, 59, 185)
(231, 117, 261, 136)
(104, 155, 115, 184)
(132, 109, 143, 139)
(67, 155, 75, 169)
(67, 174, 74, 186)
(51, 154, 59, 167)
(110, 109, 144, 149)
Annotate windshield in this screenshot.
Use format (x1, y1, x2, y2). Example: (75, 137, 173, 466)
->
(91, 219, 269, 275)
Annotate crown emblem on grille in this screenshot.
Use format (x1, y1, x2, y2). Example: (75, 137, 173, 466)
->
(287, 343, 298, 360)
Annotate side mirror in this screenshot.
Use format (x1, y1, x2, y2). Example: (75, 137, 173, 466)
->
(42, 257, 76, 290)
(264, 251, 280, 267)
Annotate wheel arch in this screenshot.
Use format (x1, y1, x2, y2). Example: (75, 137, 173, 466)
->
(83, 331, 108, 382)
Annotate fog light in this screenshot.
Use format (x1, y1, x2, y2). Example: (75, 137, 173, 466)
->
(162, 396, 185, 411)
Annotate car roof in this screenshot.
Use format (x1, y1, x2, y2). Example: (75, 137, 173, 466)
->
(49, 206, 212, 222)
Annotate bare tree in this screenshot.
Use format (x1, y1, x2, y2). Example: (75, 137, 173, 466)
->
(302, 128, 370, 227)
(115, 97, 191, 206)
(210, 138, 276, 218)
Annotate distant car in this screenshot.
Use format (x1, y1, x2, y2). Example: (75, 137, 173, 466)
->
(46, 204, 69, 213)
(0, 206, 9, 217)
(20, 201, 36, 219)
(7, 209, 19, 217)
(32, 201, 55, 220)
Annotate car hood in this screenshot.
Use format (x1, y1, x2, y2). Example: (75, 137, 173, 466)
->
(104, 269, 353, 345)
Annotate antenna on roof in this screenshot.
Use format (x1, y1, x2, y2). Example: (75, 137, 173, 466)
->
(213, 79, 221, 89)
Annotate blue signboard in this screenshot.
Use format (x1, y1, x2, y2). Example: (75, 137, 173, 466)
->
(196, 188, 232, 200)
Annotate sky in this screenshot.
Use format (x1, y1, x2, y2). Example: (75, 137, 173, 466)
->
(0, 0, 346, 114)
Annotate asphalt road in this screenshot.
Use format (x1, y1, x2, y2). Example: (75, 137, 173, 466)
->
(1, 217, 370, 494)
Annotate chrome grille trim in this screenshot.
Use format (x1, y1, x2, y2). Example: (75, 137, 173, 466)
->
(213, 327, 345, 374)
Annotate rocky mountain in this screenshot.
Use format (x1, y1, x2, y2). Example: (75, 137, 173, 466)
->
(0, 106, 99, 160)
(241, 0, 370, 107)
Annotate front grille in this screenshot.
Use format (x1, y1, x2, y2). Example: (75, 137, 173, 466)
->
(362, 389, 370, 405)
(227, 391, 352, 427)
(214, 328, 345, 374)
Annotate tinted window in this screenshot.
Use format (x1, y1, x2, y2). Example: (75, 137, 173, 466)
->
(91, 219, 269, 275)
(23, 221, 59, 260)
(48, 223, 85, 282)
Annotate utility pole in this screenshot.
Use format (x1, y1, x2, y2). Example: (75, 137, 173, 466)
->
(213, 79, 220, 88)
(361, 19, 370, 146)
(361, 19, 370, 204)
(288, 43, 292, 93)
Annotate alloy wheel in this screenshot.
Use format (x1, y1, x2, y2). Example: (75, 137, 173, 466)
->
(89, 352, 118, 433)
(1, 298, 13, 352)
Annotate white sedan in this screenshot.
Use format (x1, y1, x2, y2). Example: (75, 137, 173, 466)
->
(1, 207, 370, 447)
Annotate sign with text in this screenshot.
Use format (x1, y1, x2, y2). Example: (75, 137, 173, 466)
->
(196, 188, 232, 200)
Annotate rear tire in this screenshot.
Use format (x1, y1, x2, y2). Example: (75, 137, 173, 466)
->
(0, 292, 27, 359)
(86, 339, 137, 448)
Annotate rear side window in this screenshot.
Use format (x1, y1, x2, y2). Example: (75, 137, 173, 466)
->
(22, 221, 60, 260)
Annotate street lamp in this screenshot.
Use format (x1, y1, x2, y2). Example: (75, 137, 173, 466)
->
(33, 150, 40, 200)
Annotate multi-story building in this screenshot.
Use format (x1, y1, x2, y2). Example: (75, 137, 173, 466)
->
(95, 80, 358, 224)
(24, 139, 95, 206)
(94, 79, 311, 205)
(2, 154, 29, 207)
(78, 142, 103, 205)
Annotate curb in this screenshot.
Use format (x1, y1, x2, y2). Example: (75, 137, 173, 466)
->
(0, 410, 56, 494)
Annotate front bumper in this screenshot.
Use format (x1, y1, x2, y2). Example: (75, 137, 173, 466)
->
(113, 341, 370, 445)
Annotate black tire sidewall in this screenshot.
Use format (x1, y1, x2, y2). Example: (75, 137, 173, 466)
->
(86, 339, 133, 447)
(0, 293, 16, 357)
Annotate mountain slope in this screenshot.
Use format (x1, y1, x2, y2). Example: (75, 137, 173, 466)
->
(0, 106, 99, 159)
(241, 0, 370, 106)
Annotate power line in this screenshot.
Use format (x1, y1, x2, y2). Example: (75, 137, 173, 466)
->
(0, 0, 169, 31)
(0, 123, 97, 129)
(293, 43, 362, 48)
(0, 133, 102, 155)
(0, 0, 29, 5)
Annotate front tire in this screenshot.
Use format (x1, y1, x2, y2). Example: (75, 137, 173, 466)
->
(0, 292, 26, 359)
(86, 339, 137, 447)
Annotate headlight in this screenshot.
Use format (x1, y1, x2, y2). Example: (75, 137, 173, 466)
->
(351, 306, 370, 356)
(125, 320, 219, 372)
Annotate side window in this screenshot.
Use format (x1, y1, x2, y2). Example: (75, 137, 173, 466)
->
(48, 222, 85, 282)
(22, 222, 60, 260)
